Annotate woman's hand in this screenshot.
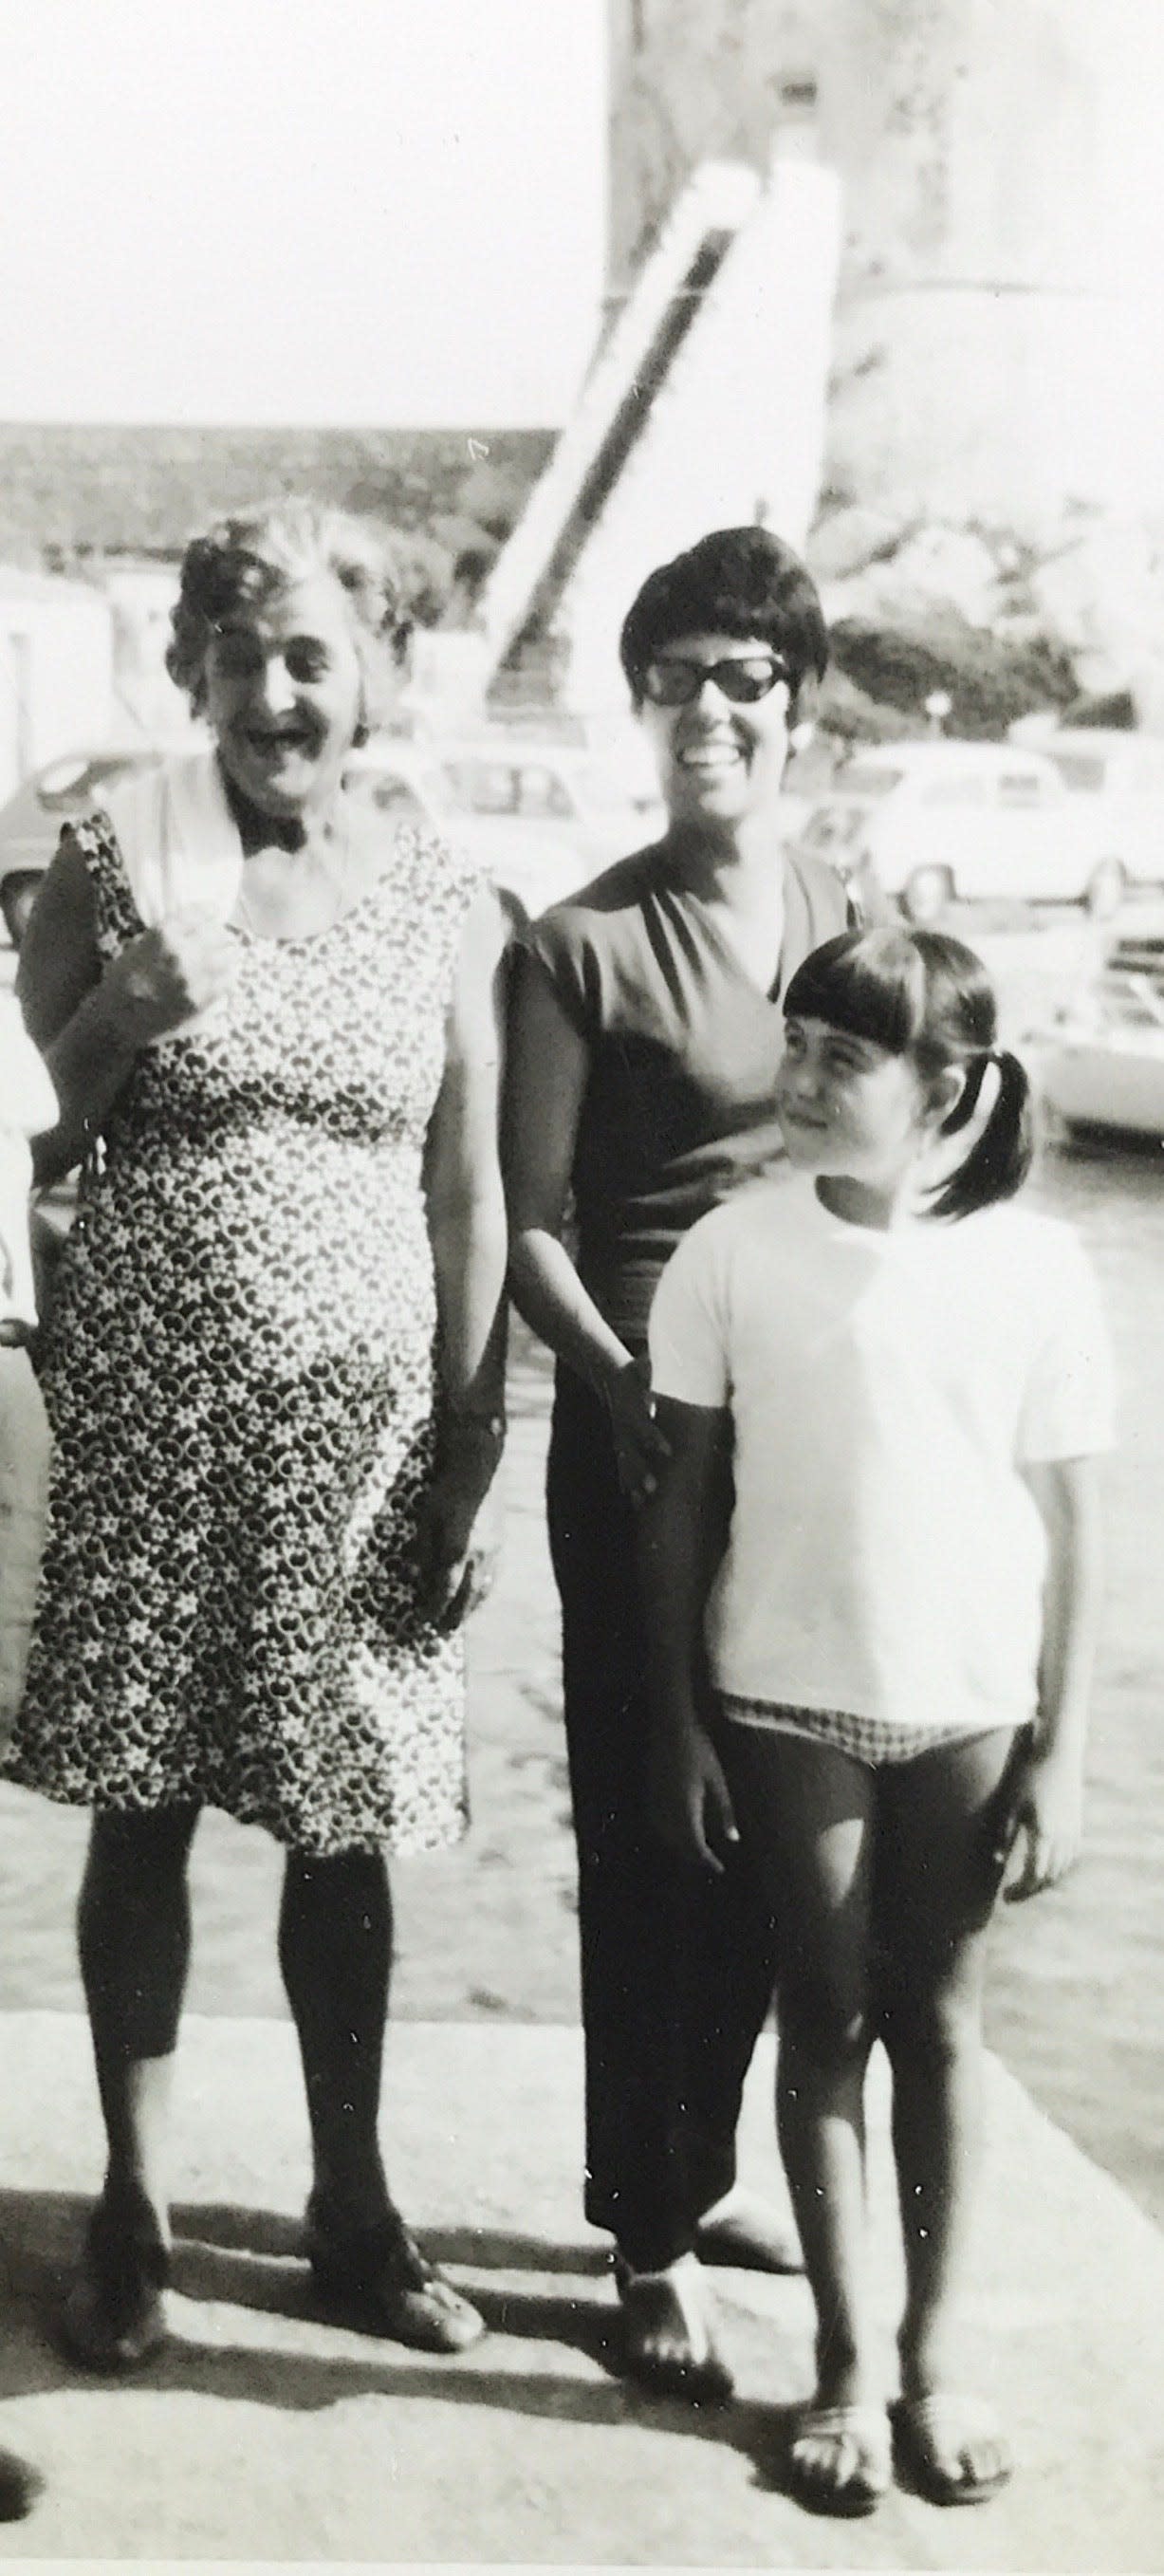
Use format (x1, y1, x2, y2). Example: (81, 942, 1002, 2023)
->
(992, 1740, 1084, 1901)
(602, 1354, 672, 1505)
(105, 907, 239, 1047)
(648, 1715, 739, 1875)
(413, 1435, 504, 1632)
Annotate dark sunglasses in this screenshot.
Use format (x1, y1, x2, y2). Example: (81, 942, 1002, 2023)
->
(641, 652, 792, 708)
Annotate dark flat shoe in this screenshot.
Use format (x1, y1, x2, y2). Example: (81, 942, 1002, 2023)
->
(60, 2202, 170, 2373)
(0, 2444, 45, 2523)
(304, 2196, 485, 2354)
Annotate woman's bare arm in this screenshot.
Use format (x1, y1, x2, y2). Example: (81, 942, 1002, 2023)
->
(17, 841, 135, 1181)
(424, 880, 513, 1426)
(502, 949, 631, 1390)
(18, 835, 237, 1184)
(502, 947, 668, 1495)
(416, 881, 514, 1627)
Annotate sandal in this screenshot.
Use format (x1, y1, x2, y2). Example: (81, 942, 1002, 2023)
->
(786, 2402, 892, 2519)
(891, 2391, 1012, 2506)
(0, 2443, 44, 2523)
(304, 2196, 485, 2354)
(615, 2254, 734, 2406)
(60, 2200, 170, 2374)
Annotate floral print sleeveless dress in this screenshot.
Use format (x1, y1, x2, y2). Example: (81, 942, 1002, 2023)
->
(4, 814, 482, 1857)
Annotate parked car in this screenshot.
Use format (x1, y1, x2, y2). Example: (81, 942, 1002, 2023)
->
(344, 734, 664, 913)
(1016, 728, 1164, 893)
(795, 742, 1129, 923)
(0, 731, 666, 940)
(1030, 925, 1164, 1139)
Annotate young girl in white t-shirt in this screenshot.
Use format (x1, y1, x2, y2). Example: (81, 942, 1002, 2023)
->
(641, 926, 1112, 2521)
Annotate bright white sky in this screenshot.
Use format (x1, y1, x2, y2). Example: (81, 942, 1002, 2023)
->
(0, 0, 607, 425)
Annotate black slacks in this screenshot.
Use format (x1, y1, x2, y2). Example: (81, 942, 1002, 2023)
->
(546, 1366, 778, 2272)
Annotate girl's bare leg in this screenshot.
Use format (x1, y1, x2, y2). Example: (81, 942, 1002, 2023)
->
(721, 1728, 878, 2413)
(876, 1727, 1014, 2397)
(875, 1727, 1016, 2498)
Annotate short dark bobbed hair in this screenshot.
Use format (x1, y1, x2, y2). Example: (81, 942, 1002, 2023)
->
(619, 526, 829, 712)
(166, 498, 413, 724)
(784, 926, 1035, 1222)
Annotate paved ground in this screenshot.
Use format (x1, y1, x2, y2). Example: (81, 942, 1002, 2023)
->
(0, 2011, 1160, 2567)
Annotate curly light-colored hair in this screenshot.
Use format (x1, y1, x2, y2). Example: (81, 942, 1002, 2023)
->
(166, 498, 413, 731)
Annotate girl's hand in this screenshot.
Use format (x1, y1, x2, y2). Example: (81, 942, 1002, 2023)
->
(648, 1718, 740, 1875)
(414, 1440, 503, 1631)
(602, 1355, 672, 1505)
(994, 1742, 1084, 1902)
(106, 907, 238, 1046)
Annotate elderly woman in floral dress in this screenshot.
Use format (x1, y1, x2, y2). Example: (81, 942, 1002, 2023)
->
(6, 500, 511, 2370)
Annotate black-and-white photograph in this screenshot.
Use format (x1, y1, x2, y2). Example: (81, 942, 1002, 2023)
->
(0, 1, 1160, 2565)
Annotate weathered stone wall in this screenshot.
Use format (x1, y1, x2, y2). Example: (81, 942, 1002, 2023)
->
(609, 0, 1164, 525)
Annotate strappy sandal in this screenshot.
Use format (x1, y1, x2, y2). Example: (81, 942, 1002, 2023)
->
(615, 2254, 735, 2405)
(786, 2401, 893, 2518)
(60, 2200, 171, 2373)
(891, 2390, 1012, 2505)
(304, 2196, 485, 2354)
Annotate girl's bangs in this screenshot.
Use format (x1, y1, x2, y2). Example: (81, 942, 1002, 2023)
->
(784, 931, 924, 1055)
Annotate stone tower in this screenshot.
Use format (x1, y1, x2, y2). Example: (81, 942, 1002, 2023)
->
(608, 0, 1164, 531)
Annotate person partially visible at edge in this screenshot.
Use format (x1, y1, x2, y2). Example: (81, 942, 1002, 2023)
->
(641, 928, 1112, 2516)
(3, 500, 511, 2372)
(502, 527, 854, 2400)
(0, 993, 55, 2523)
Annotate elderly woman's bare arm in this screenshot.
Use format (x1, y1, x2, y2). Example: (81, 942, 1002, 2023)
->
(18, 840, 138, 1182)
(424, 881, 513, 1418)
(18, 837, 237, 1183)
(416, 880, 514, 1624)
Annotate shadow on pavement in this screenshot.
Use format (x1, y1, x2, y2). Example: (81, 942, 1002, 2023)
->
(0, 2184, 797, 2484)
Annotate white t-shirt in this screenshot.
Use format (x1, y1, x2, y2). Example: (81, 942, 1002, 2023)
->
(0, 991, 57, 1323)
(648, 1177, 1114, 1736)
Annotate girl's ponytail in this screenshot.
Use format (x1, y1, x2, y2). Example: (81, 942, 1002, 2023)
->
(931, 1048, 1033, 1221)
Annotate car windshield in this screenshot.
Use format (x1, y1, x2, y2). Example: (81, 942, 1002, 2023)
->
(834, 763, 904, 798)
(1045, 752, 1107, 791)
(440, 757, 576, 820)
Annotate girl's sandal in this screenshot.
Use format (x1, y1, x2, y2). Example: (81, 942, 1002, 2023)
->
(891, 2392, 1012, 2506)
(786, 2403, 893, 2518)
(304, 2195, 485, 2355)
(59, 2201, 171, 2373)
(615, 2255, 735, 2406)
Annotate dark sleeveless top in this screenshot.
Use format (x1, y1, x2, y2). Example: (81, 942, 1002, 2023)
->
(520, 843, 852, 1354)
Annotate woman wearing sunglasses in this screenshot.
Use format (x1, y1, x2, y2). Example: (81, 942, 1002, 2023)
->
(504, 527, 852, 2399)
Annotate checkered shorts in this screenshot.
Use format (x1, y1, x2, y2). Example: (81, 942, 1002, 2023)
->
(719, 1696, 1004, 1768)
